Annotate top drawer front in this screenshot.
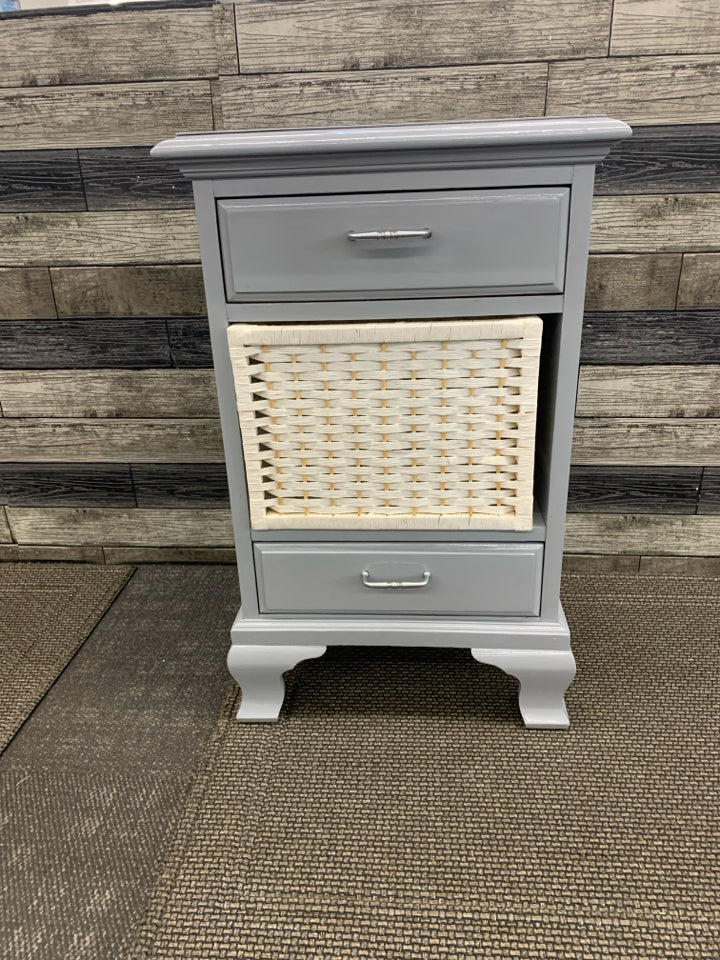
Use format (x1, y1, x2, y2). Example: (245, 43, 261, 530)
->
(217, 188, 569, 302)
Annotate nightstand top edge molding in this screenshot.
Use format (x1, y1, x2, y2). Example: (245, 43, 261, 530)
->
(152, 116, 632, 177)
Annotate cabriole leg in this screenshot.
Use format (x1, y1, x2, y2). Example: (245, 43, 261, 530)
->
(471, 648, 577, 729)
(227, 644, 327, 722)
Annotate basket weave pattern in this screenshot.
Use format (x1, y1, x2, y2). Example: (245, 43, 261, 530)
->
(228, 318, 542, 530)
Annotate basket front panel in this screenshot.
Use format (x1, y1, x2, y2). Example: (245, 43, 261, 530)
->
(229, 319, 542, 530)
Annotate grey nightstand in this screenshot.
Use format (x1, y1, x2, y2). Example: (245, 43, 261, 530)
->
(153, 116, 631, 728)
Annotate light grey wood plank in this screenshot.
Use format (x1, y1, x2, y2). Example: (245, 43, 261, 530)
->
(562, 553, 640, 573)
(585, 254, 682, 310)
(0, 505, 10, 543)
(576, 366, 720, 417)
(590, 194, 720, 253)
(215, 64, 548, 128)
(0, 371, 219, 418)
(0, 544, 105, 562)
(565, 513, 720, 556)
(235, 0, 611, 73)
(0, 420, 223, 463)
(611, 0, 720, 56)
(639, 555, 720, 575)
(547, 55, 720, 125)
(103, 546, 237, 564)
(572, 418, 720, 466)
(0, 7, 237, 88)
(50, 265, 207, 318)
(6, 507, 234, 547)
(678, 254, 720, 307)
(0, 267, 56, 320)
(0, 81, 213, 151)
(0, 211, 199, 267)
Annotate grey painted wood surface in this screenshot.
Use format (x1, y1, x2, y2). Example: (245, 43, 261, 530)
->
(50, 265, 206, 318)
(0, 268, 55, 319)
(610, 0, 720, 56)
(677, 255, 720, 308)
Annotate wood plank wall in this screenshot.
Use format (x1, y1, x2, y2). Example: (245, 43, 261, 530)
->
(0, 0, 718, 573)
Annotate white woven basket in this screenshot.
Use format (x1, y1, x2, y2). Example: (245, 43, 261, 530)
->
(228, 318, 542, 530)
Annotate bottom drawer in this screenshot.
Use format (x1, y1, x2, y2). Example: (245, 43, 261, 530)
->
(255, 542, 543, 616)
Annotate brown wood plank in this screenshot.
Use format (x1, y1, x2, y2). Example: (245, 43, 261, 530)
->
(103, 546, 237, 564)
(0, 370, 218, 417)
(590, 194, 720, 253)
(572, 419, 720, 466)
(0, 81, 213, 151)
(0, 150, 85, 212)
(564, 513, 720, 556)
(131, 463, 230, 508)
(585, 254, 682, 311)
(611, 0, 720, 56)
(235, 0, 611, 73)
(0, 544, 105, 562)
(698, 468, 720, 515)
(595, 124, 720, 195)
(678, 254, 720, 307)
(547, 55, 720, 125)
(0, 463, 134, 507)
(639, 555, 720, 575)
(0, 267, 56, 319)
(0, 211, 199, 267)
(562, 554, 640, 573)
(576, 365, 720, 416)
(6, 506, 234, 547)
(0, 6, 236, 88)
(568, 466, 701, 515)
(215, 64, 548, 129)
(51, 265, 207, 318)
(0, 320, 172, 369)
(0, 419, 223, 462)
(0, 506, 10, 543)
(79, 147, 194, 211)
(581, 311, 720, 365)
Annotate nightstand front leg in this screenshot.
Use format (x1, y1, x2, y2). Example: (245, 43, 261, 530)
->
(471, 648, 576, 729)
(227, 644, 327, 722)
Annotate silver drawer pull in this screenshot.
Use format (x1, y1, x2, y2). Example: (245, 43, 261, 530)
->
(347, 228, 432, 241)
(361, 570, 431, 589)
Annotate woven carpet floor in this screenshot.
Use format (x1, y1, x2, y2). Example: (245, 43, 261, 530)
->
(128, 574, 720, 960)
(0, 562, 133, 750)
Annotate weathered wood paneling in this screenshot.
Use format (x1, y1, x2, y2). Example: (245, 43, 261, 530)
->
(638, 555, 720, 575)
(0, 320, 172, 369)
(611, 0, 720, 56)
(0, 150, 84, 212)
(595, 124, 720, 195)
(215, 64, 548, 128)
(0, 544, 105, 562)
(547, 55, 720, 125)
(79, 148, 193, 211)
(581, 311, 720, 365)
(585, 254, 682, 311)
(167, 318, 213, 368)
(677, 254, 720, 307)
(0, 81, 213, 150)
(576, 365, 720, 416)
(590, 194, 720, 253)
(0, 211, 199, 267)
(0, 419, 223, 462)
(562, 554, 641, 573)
(0, 463, 134, 507)
(564, 513, 720, 556)
(51, 265, 206, 318)
(234, 0, 611, 73)
(572, 419, 720, 466)
(0, 267, 56, 319)
(132, 463, 230, 508)
(103, 545, 237, 564)
(0, 370, 218, 417)
(567, 466, 701, 514)
(0, 506, 10, 543)
(0, 6, 237, 88)
(6, 506, 234, 547)
(698, 468, 720, 515)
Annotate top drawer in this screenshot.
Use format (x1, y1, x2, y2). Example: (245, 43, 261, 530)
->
(217, 188, 569, 302)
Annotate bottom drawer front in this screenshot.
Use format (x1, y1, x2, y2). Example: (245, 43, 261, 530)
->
(255, 543, 543, 616)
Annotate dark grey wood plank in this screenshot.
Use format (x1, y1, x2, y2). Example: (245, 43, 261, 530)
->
(0, 319, 172, 369)
(0, 150, 85, 212)
(79, 147, 193, 211)
(132, 463, 229, 508)
(595, 124, 720, 195)
(698, 468, 720, 515)
(167, 318, 213, 368)
(0, 463, 134, 507)
(568, 466, 701, 515)
(51, 265, 206, 318)
(581, 310, 720, 364)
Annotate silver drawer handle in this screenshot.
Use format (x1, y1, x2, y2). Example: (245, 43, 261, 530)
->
(347, 228, 432, 241)
(361, 570, 431, 589)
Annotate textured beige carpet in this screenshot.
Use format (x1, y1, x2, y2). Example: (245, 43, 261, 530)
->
(0, 563, 133, 750)
(128, 575, 720, 959)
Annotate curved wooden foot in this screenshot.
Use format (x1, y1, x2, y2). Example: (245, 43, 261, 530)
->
(227, 644, 326, 722)
(471, 648, 576, 728)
